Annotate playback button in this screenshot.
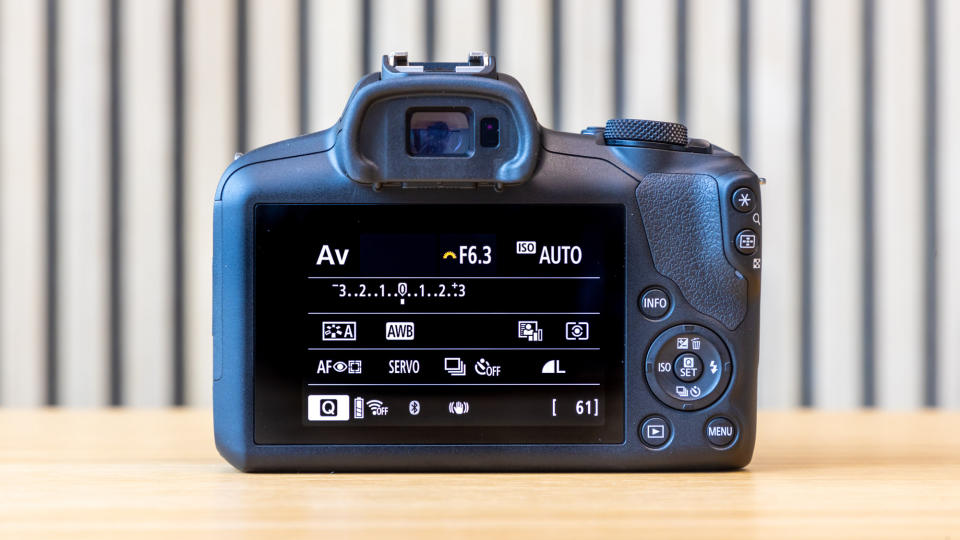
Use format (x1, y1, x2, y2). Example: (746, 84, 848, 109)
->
(639, 415, 672, 448)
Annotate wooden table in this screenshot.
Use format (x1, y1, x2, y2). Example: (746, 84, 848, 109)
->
(0, 410, 958, 539)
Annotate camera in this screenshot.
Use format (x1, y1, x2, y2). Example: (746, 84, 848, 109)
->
(213, 52, 762, 472)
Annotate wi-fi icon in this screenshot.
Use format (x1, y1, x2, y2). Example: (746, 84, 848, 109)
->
(367, 399, 383, 408)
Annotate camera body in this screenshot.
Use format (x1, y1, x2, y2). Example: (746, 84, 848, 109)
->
(213, 53, 762, 472)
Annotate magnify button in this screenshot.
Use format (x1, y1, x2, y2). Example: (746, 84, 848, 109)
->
(752, 213, 761, 226)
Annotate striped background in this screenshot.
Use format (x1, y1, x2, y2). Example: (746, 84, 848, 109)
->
(1, 0, 958, 409)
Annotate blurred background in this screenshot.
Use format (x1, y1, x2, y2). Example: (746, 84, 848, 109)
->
(0, 0, 957, 409)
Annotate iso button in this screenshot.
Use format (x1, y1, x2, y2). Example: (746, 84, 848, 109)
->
(639, 287, 671, 319)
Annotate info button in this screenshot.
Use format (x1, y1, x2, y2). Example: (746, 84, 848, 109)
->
(639, 287, 671, 319)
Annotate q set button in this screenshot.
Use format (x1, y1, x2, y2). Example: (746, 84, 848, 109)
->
(645, 325, 732, 411)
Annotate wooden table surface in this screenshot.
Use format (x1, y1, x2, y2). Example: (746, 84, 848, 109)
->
(0, 410, 958, 539)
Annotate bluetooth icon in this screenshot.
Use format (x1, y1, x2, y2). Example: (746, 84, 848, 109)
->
(408, 400, 421, 416)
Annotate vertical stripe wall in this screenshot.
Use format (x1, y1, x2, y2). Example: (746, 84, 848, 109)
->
(811, 0, 864, 408)
(938, 0, 960, 409)
(0, 0, 957, 409)
(1, 0, 48, 406)
(57, 0, 111, 406)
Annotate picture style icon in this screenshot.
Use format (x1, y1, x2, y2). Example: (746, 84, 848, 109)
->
(322, 321, 357, 341)
(518, 321, 543, 341)
(445, 357, 466, 376)
(565, 322, 589, 340)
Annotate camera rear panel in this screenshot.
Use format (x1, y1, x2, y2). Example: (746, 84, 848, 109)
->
(213, 55, 760, 471)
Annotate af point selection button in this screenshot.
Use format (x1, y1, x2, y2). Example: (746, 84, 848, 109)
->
(735, 229, 758, 255)
(639, 287, 671, 319)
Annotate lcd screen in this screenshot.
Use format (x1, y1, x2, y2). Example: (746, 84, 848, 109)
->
(254, 204, 626, 444)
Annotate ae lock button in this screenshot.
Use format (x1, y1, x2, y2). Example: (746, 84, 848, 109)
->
(645, 324, 732, 411)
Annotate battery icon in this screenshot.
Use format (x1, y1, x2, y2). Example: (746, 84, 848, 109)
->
(354, 397, 365, 419)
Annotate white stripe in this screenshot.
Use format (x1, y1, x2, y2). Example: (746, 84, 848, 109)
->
(308, 0, 363, 133)
(57, 0, 110, 406)
(937, 0, 960, 409)
(184, 0, 236, 406)
(751, 0, 801, 408)
(0, 0, 47, 406)
(435, 0, 488, 62)
(875, 0, 924, 409)
(559, 0, 614, 133)
(369, 0, 426, 75)
(811, 0, 864, 408)
(497, 0, 552, 128)
(122, 0, 174, 407)
(622, 0, 677, 121)
(687, 0, 739, 153)
(247, 0, 299, 149)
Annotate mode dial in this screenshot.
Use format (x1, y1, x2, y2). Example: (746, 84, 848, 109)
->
(603, 118, 688, 147)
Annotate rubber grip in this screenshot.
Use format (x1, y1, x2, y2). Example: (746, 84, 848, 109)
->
(636, 173, 747, 330)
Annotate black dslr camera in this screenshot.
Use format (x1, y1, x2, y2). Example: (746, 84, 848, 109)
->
(213, 53, 762, 472)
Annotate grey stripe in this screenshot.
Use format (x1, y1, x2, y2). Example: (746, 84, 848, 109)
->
(861, 0, 876, 407)
(800, 0, 813, 407)
(171, 0, 185, 406)
(676, 0, 687, 124)
(361, 0, 371, 73)
(109, 0, 122, 406)
(425, 0, 435, 62)
(298, 0, 309, 134)
(550, 0, 561, 129)
(45, 0, 59, 406)
(738, 0, 750, 162)
(487, 0, 498, 58)
(613, 0, 624, 118)
(923, 0, 938, 407)
(235, 0, 248, 152)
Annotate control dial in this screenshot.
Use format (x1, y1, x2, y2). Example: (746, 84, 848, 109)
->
(645, 324, 732, 411)
(604, 119, 688, 146)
